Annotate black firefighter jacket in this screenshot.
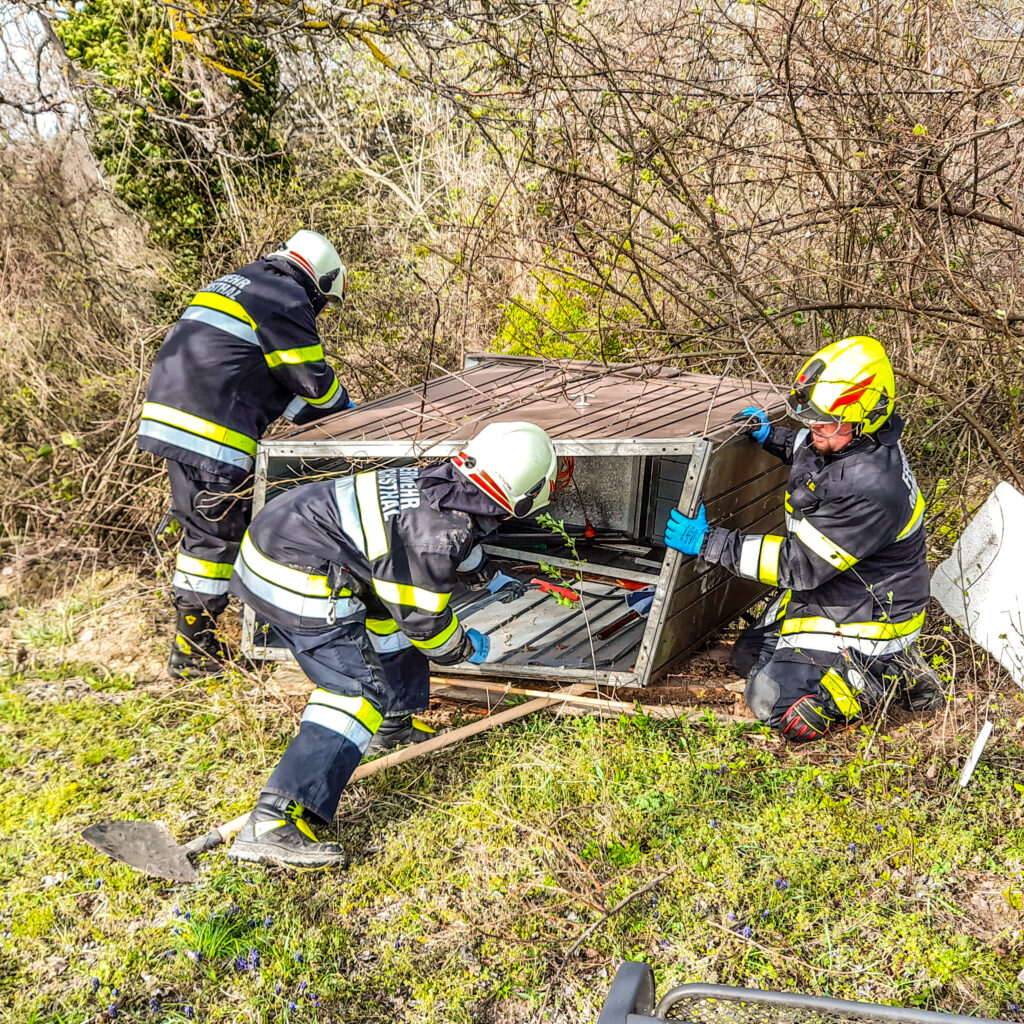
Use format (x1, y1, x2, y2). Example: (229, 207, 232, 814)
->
(700, 414, 930, 657)
(137, 258, 349, 483)
(229, 465, 500, 664)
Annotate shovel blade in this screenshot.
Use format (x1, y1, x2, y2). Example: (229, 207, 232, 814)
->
(82, 820, 197, 883)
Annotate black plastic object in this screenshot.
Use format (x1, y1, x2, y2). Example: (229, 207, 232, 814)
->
(597, 962, 656, 1024)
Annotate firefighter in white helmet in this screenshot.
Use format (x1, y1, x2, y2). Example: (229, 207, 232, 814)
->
(137, 230, 354, 679)
(226, 422, 557, 868)
(664, 336, 944, 740)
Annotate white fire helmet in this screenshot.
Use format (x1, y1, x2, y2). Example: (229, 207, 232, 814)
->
(266, 230, 348, 306)
(452, 422, 558, 518)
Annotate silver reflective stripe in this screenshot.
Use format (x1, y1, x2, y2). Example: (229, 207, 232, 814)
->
(300, 703, 373, 751)
(457, 545, 485, 572)
(366, 629, 411, 654)
(334, 478, 366, 556)
(422, 623, 466, 659)
(777, 629, 921, 657)
(785, 512, 796, 532)
(180, 305, 259, 345)
(172, 570, 231, 596)
(282, 396, 307, 422)
(794, 428, 810, 449)
(138, 421, 254, 472)
(234, 557, 361, 621)
(738, 536, 761, 580)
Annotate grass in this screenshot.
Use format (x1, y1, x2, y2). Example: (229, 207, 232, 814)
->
(1, 660, 1024, 1023)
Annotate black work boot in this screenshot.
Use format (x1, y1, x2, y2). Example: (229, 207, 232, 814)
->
(167, 605, 225, 680)
(365, 715, 436, 755)
(897, 646, 947, 711)
(227, 793, 349, 870)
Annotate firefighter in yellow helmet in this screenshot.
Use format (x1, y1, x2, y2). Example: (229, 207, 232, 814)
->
(664, 336, 944, 741)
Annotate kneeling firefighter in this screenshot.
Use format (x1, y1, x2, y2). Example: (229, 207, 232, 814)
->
(227, 422, 558, 868)
(664, 336, 944, 741)
(136, 230, 354, 680)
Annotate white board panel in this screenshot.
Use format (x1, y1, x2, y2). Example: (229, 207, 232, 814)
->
(931, 482, 1024, 687)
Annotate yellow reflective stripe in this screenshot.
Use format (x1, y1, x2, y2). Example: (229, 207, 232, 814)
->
(356, 472, 388, 559)
(758, 535, 783, 587)
(372, 578, 450, 613)
(365, 617, 400, 636)
(191, 291, 258, 330)
(793, 517, 858, 571)
(410, 615, 460, 650)
(896, 490, 926, 541)
(175, 554, 233, 579)
(239, 533, 333, 597)
(307, 688, 383, 733)
(784, 492, 794, 514)
(264, 343, 325, 368)
(780, 609, 926, 640)
(304, 377, 340, 407)
(820, 668, 861, 718)
(141, 402, 258, 456)
(293, 815, 318, 842)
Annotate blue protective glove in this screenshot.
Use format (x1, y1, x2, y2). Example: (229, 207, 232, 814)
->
(731, 406, 769, 445)
(486, 571, 526, 603)
(346, 398, 357, 409)
(664, 505, 709, 556)
(466, 628, 490, 664)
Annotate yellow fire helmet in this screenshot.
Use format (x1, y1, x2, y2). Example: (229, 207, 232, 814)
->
(786, 335, 896, 435)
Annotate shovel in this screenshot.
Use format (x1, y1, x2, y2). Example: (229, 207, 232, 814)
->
(82, 691, 564, 882)
(81, 814, 250, 884)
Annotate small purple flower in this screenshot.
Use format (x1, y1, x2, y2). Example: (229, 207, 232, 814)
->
(228, 903, 240, 915)
(112, 989, 119, 997)
(299, 980, 308, 993)
(393, 937, 402, 950)
(91, 977, 100, 993)
(288, 1002, 298, 1012)
(774, 878, 789, 891)
(263, 916, 273, 928)
(740, 924, 752, 939)
(275, 981, 283, 995)
(293, 952, 304, 963)
(248, 948, 260, 969)
(709, 819, 719, 829)
(171, 926, 181, 935)
(108, 1007, 118, 1020)
(727, 911, 736, 922)
(311, 995, 320, 1008)
(848, 842, 857, 856)
(184, 1007, 194, 1020)
(173, 905, 181, 918)
(93, 879, 102, 890)
(657, 938, 670, 949)
(875, 823, 883, 833)
(187, 950, 202, 962)
(148, 998, 160, 1012)
(234, 956, 249, 972)
(761, 909, 770, 918)
(184, 910, 192, 921)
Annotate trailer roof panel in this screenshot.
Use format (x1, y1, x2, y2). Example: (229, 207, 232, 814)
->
(280, 355, 782, 444)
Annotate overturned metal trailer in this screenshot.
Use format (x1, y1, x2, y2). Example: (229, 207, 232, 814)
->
(242, 354, 789, 687)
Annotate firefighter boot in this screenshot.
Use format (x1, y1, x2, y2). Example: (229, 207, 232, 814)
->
(365, 715, 436, 755)
(227, 793, 349, 870)
(897, 646, 946, 712)
(167, 605, 225, 680)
